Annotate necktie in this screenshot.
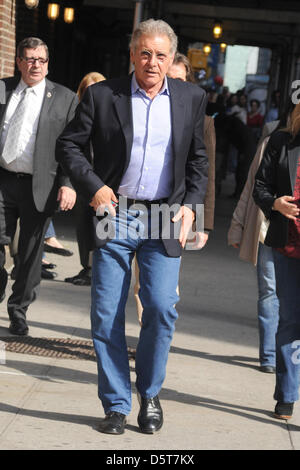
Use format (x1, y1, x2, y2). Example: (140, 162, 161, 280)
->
(1, 87, 33, 164)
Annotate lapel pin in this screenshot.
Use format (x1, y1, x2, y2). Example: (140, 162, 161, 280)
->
(47, 92, 52, 98)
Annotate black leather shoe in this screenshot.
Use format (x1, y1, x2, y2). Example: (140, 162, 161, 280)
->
(41, 266, 57, 280)
(137, 394, 163, 434)
(0, 268, 8, 302)
(44, 244, 73, 257)
(42, 262, 57, 270)
(65, 268, 91, 286)
(99, 412, 127, 435)
(259, 365, 276, 374)
(9, 318, 29, 336)
(274, 402, 294, 420)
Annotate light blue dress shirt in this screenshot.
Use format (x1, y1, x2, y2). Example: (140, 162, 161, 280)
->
(118, 74, 173, 200)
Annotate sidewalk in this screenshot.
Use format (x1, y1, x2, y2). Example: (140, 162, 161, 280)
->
(0, 185, 299, 450)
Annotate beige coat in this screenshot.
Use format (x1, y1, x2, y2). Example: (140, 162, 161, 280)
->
(227, 137, 269, 266)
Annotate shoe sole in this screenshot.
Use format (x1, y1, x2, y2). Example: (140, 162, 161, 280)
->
(274, 413, 292, 420)
(259, 367, 275, 374)
(99, 427, 125, 435)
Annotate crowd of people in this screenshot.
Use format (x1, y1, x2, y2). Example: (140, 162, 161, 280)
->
(205, 86, 281, 199)
(0, 18, 299, 435)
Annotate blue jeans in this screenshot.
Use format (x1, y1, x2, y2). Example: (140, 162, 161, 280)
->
(44, 220, 56, 239)
(91, 207, 181, 415)
(256, 243, 279, 367)
(273, 250, 300, 403)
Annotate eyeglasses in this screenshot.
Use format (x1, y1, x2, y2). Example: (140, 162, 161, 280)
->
(21, 57, 49, 65)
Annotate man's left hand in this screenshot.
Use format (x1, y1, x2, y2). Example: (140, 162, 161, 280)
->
(57, 186, 76, 211)
(172, 206, 195, 248)
(187, 231, 209, 250)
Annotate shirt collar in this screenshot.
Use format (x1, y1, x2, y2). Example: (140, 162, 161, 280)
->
(17, 78, 46, 97)
(131, 73, 169, 97)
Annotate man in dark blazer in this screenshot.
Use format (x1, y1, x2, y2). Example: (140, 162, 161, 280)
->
(0, 37, 78, 335)
(56, 19, 208, 435)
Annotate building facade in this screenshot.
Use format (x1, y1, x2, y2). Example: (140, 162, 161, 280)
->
(0, 0, 16, 78)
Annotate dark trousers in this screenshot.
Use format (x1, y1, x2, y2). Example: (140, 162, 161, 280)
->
(0, 169, 51, 321)
(235, 152, 252, 198)
(74, 195, 93, 269)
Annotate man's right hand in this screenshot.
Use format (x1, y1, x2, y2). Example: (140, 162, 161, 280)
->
(89, 185, 118, 217)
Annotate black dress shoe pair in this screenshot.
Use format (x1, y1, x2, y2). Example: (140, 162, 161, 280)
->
(9, 318, 29, 336)
(0, 268, 8, 302)
(99, 395, 163, 435)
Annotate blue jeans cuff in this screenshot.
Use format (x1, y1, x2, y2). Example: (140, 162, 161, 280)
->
(104, 407, 130, 416)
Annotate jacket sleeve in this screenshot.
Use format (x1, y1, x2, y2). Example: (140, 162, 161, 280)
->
(183, 87, 208, 225)
(56, 86, 105, 200)
(253, 131, 284, 219)
(57, 92, 80, 189)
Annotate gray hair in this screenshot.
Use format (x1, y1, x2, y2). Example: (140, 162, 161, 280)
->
(17, 37, 49, 59)
(130, 19, 178, 55)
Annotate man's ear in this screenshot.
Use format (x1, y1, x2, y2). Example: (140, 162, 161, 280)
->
(16, 57, 22, 72)
(130, 49, 135, 66)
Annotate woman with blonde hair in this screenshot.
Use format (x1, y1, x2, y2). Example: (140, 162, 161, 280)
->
(253, 100, 300, 420)
(77, 72, 106, 101)
(65, 71, 106, 286)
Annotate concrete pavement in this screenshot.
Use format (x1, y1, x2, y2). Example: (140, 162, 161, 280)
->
(0, 182, 299, 450)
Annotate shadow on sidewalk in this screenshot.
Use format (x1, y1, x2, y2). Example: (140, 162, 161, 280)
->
(2, 359, 97, 384)
(0, 391, 298, 434)
(0, 317, 92, 340)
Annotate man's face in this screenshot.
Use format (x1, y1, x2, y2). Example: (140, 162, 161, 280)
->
(16, 46, 49, 86)
(130, 34, 174, 94)
(167, 62, 187, 81)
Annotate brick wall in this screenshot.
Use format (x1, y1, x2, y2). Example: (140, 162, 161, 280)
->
(0, 0, 16, 78)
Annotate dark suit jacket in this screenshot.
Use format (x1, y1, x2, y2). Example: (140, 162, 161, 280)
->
(56, 75, 208, 256)
(253, 130, 299, 247)
(0, 76, 78, 214)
